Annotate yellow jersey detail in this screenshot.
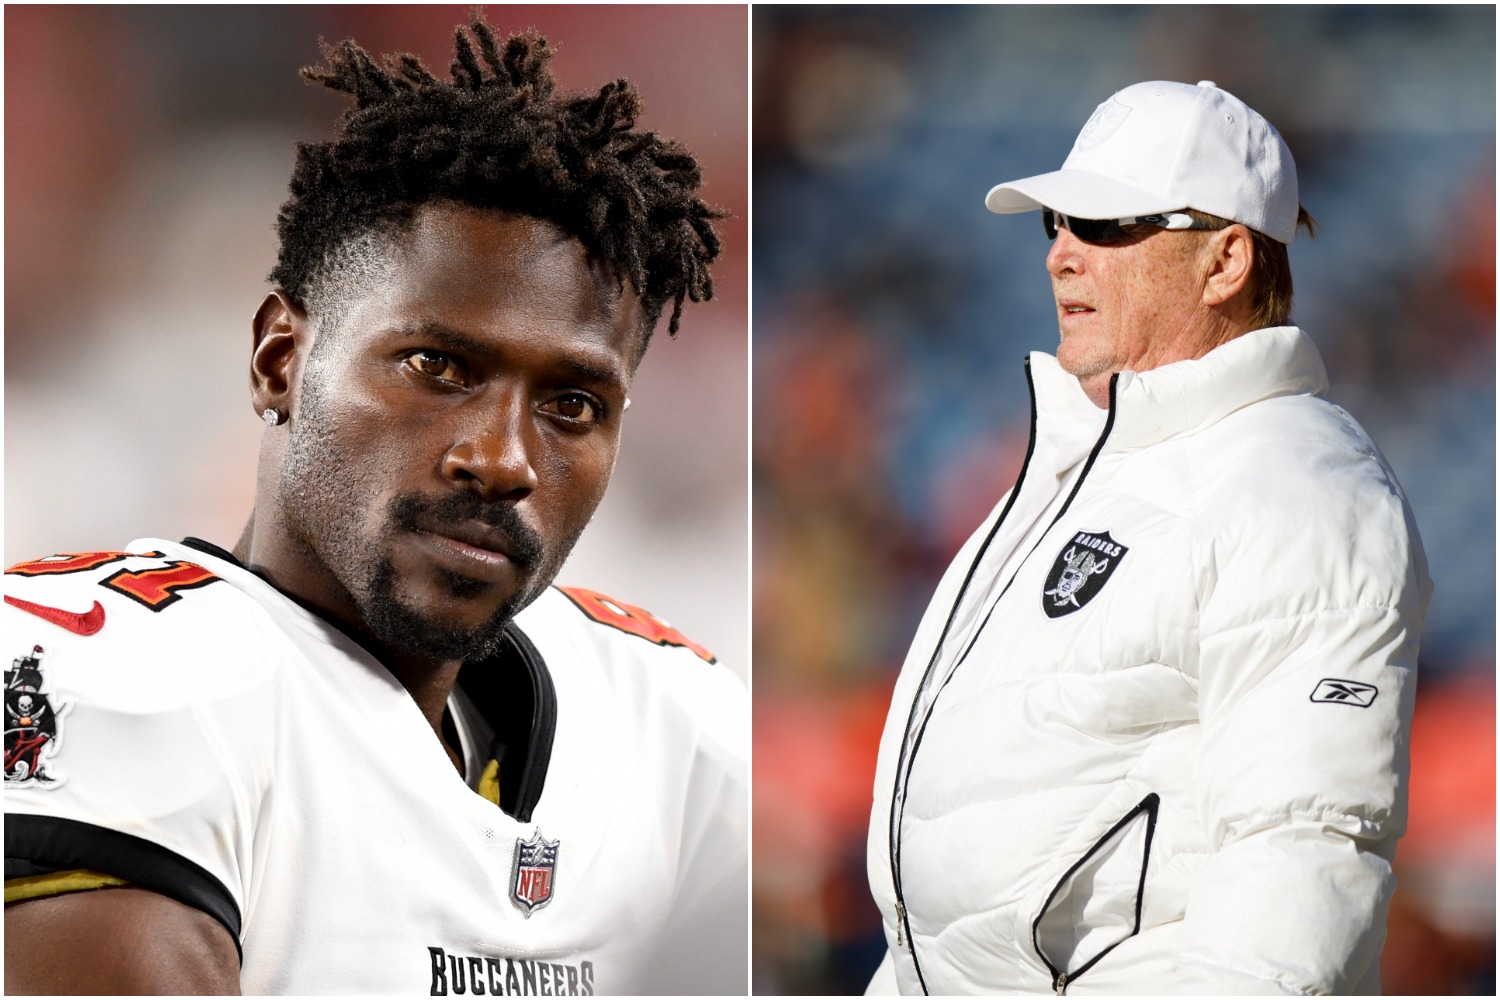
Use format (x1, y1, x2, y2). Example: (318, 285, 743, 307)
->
(477, 758, 502, 806)
(5, 869, 130, 903)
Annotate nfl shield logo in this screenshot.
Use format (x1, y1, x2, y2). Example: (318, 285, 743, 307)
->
(510, 829, 560, 916)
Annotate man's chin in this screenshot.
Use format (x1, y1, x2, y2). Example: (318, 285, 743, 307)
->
(371, 600, 516, 664)
(361, 565, 539, 664)
(1056, 340, 1115, 381)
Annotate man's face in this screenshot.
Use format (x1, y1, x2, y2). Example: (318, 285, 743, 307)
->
(1046, 221, 1216, 398)
(278, 205, 641, 664)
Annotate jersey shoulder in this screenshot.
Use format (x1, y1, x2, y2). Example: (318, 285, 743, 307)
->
(546, 584, 719, 664)
(517, 585, 745, 742)
(4, 543, 288, 702)
(4, 544, 282, 932)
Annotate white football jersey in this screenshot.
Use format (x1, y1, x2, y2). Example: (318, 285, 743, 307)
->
(4, 538, 748, 995)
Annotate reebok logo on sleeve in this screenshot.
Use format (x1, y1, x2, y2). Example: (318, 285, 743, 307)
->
(1309, 678, 1378, 708)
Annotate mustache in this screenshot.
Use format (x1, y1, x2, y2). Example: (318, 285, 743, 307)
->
(389, 492, 546, 570)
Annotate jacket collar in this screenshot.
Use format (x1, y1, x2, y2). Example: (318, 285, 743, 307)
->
(1028, 326, 1327, 453)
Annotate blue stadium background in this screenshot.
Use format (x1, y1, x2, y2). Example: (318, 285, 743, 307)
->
(752, 6, 1495, 994)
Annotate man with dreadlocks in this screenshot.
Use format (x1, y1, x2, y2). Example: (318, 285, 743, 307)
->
(4, 14, 745, 995)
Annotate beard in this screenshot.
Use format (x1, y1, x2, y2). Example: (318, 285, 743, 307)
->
(279, 376, 584, 666)
(355, 491, 553, 663)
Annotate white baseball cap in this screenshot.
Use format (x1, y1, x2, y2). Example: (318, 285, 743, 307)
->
(984, 80, 1299, 244)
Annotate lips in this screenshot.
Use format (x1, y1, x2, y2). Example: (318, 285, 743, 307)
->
(420, 519, 524, 562)
(409, 525, 521, 584)
(388, 492, 546, 588)
(1057, 297, 1096, 317)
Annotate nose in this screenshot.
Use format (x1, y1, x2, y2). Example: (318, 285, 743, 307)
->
(1046, 226, 1086, 279)
(440, 391, 540, 501)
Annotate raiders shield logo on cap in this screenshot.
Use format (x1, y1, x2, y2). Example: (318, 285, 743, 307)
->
(1042, 531, 1128, 618)
(510, 829, 559, 917)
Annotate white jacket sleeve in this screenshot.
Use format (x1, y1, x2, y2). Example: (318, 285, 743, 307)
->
(1174, 455, 1430, 994)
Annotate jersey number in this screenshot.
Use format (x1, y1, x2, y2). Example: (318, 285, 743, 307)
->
(7, 551, 157, 576)
(101, 562, 220, 611)
(8, 551, 219, 612)
(558, 587, 716, 663)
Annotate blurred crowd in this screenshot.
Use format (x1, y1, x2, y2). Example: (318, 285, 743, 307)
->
(4, 5, 749, 676)
(752, 6, 1494, 995)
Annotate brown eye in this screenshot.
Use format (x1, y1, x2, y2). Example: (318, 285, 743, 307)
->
(545, 392, 601, 426)
(405, 350, 464, 385)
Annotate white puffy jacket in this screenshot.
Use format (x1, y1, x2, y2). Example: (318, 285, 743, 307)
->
(865, 327, 1432, 995)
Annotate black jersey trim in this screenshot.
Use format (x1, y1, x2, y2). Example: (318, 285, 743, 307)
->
(5, 814, 243, 961)
(456, 623, 557, 824)
(504, 625, 556, 823)
(179, 536, 241, 566)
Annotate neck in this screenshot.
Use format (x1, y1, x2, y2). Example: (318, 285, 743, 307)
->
(1074, 311, 1255, 408)
(234, 513, 466, 773)
(383, 649, 466, 772)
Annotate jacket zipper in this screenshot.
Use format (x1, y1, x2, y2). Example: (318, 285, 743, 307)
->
(884, 359, 1040, 987)
(887, 370, 1121, 993)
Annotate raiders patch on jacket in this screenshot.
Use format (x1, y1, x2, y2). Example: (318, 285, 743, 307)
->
(1042, 531, 1128, 618)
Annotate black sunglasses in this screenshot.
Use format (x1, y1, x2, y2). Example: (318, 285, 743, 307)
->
(1042, 208, 1219, 244)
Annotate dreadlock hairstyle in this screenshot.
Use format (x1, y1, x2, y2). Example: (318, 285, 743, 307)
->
(268, 13, 723, 347)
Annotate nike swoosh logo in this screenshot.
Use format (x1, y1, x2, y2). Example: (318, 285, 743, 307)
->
(5, 595, 106, 636)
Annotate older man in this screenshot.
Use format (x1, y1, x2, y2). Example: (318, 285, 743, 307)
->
(5, 14, 745, 995)
(865, 81, 1431, 994)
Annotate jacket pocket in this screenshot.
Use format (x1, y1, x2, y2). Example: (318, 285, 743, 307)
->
(1031, 793, 1159, 994)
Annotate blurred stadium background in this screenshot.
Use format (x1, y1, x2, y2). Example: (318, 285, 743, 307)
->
(4, 6, 749, 680)
(752, 5, 1493, 995)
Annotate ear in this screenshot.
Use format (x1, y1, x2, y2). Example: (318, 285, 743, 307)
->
(1201, 224, 1254, 309)
(250, 290, 309, 421)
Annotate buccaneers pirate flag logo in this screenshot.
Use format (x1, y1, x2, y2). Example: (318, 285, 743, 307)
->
(1042, 531, 1128, 618)
(6, 645, 69, 787)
